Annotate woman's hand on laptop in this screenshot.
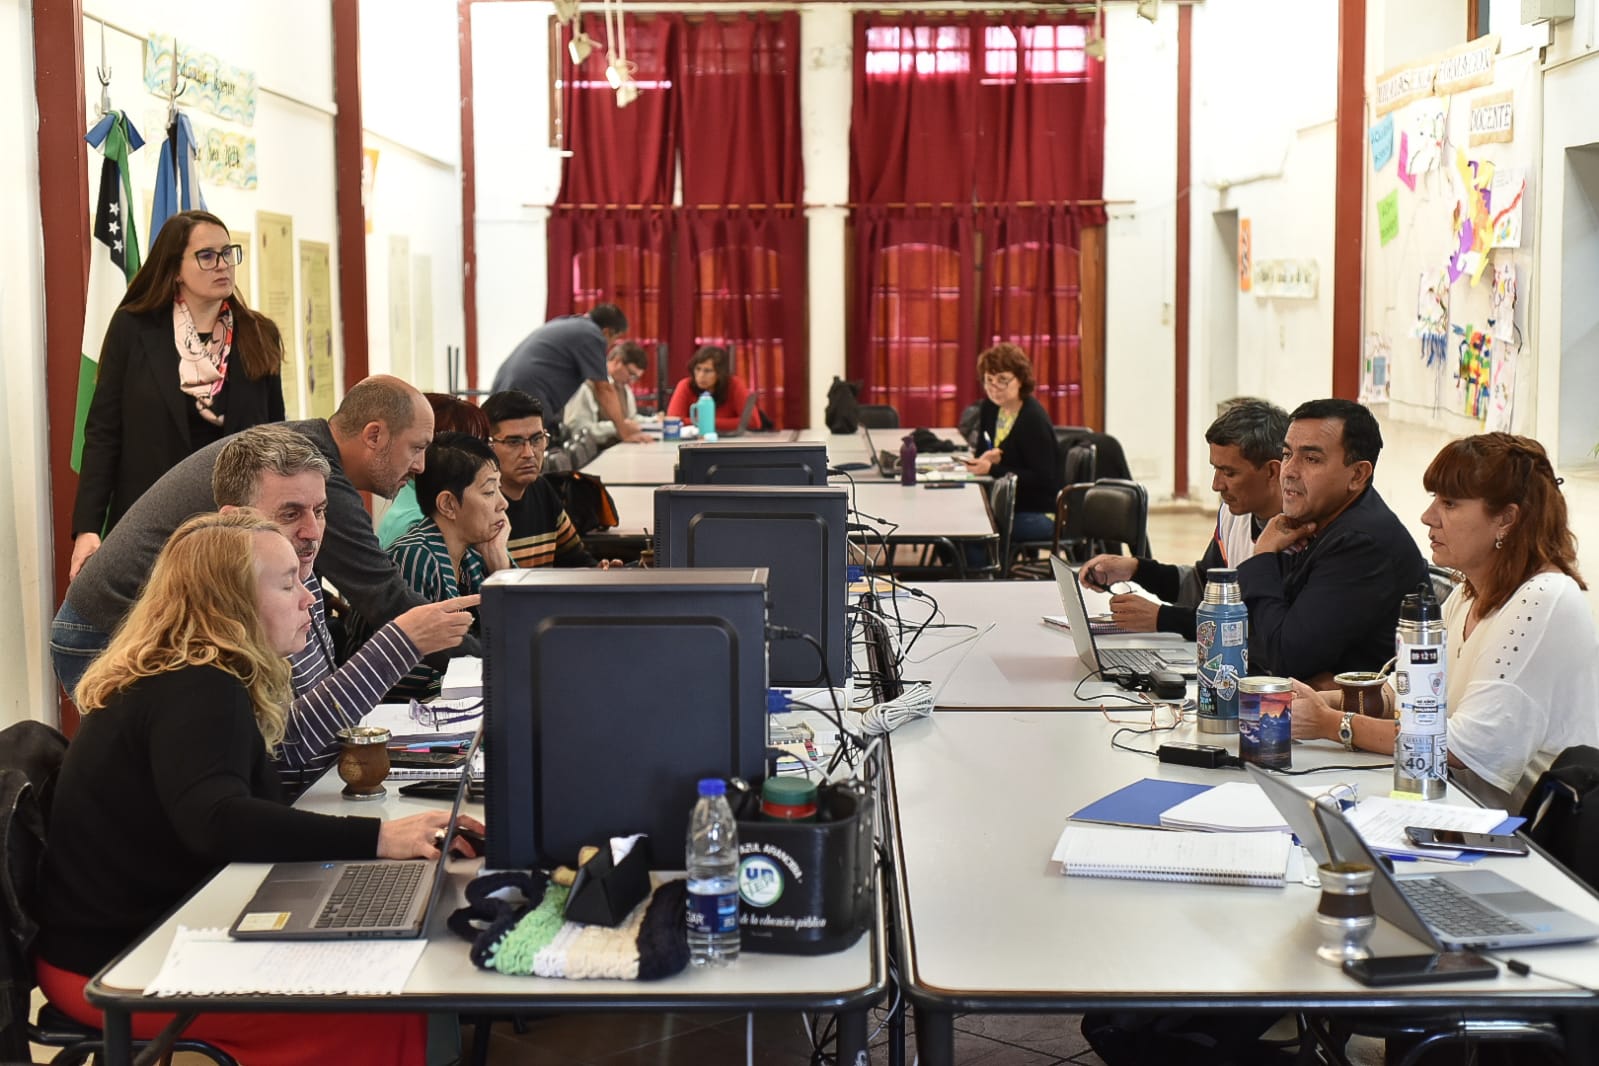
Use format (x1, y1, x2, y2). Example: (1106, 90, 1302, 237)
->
(378, 810, 478, 860)
(1080, 554, 1135, 592)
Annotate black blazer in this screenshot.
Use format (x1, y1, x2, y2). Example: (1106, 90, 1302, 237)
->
(979, 396, 1061, 514)
(72, 307, 285, 536)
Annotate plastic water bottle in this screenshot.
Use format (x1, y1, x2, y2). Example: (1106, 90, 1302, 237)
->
(1394, 583, 1447, 799)
(1196, 568, 1248, 733)
(686, 778, 740, 965)
(692, 392, 718, 442)
(899, 433, 917, 486)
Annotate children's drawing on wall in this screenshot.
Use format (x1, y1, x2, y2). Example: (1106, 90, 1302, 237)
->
(1398, 98, 1447, 189)
(1486, 337, 1517, 433)
(1489, 168, 1526, 248)
(1362, 334, 1392, 404)
(1450, 150, 1497, 285)
(1414, 270, 1451, 370)
(1490, 262, 1517, 343)
(1452, 323, 1493, 421)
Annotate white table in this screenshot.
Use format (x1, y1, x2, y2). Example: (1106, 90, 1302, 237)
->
(580, 429, 876, 485)
(86, 770, 887, 1064)
(885, 709, 1599, 1065)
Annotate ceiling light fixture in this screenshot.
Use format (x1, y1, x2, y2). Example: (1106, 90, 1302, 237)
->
(568, 31, 598, 65)
(553, 0, 581, 25)
(1136, 0, 1160, 23)
(1085, 0, 1106, 60)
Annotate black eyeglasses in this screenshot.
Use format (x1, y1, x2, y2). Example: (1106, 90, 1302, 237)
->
(193, 244, 244, 270)
(490, 433, 549, 451)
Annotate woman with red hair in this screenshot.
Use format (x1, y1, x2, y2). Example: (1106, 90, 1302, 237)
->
(1292, 433, 1599, 806)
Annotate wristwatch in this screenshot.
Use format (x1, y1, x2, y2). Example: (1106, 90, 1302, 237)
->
(1338, 711, 1356, 751)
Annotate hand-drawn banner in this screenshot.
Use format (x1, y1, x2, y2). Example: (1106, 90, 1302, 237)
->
(1373, 34, 1499, 116)
(144, 34, 257, 127)
(192, 122, 258, 189)
(1469, 90, 1514, 146)
(1252, 259, 1319, 300)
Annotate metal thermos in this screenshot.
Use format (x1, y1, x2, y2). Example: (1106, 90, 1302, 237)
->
(1196, 568, 1248, 733)
(1394, 582, 1448, 799)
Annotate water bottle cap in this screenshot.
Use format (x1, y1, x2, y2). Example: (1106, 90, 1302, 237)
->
(1207, 568, 1239, 584)
(1399, 581, 1441, 623)
(697, 778, 726, 797)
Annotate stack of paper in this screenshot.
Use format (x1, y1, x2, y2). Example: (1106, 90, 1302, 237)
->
(1347, 796, 1513, 860)
(1052, 826, 1292, 888)
(145, 927, 426, 996)
(1158, 781, 1294, 833)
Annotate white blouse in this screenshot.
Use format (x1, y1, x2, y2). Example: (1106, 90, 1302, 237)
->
(1445, 571, 1599, 808)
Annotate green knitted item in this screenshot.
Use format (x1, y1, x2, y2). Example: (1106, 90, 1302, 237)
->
(487, 883, 569, 975)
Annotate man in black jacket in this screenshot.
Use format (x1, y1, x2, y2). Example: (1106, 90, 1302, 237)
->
(1236, 398, 1426, 683)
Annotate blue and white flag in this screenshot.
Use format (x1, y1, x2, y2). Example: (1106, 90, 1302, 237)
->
(149, 110, 206, 248)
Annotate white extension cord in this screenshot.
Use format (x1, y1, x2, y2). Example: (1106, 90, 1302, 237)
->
(858, 681, 935, 735)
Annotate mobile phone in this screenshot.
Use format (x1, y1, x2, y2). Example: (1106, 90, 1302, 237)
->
(1404, 826, 1530, 856)
(1343, 951, 1498, 987)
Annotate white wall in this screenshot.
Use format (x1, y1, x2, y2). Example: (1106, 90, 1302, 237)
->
(360, 0, 465, 393)
(1185, 0, 1338, 496)
(0, 0, 55, 727)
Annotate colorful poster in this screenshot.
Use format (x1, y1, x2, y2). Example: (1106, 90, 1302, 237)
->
(1486, 336, 1517, 432)
(1362, 334, 1392, 404)
(299, 241, 335, 419)
(1238, 218, 1252, 293)
(1469, 90, 1514, 146)
(1489, 168, 1526, 248)
(1369, 114, 1395, 171)
(1397, 132, 1416, 191)
(144, 35, 257, 126)
(256, 212, 299, 418)
(192, 122, 258, 189)
(1490, 262, 1517, 343)
(1378, 191, 1400, 246)
(1414, 270, 1450, 369)
(1449, 150, 1496, 286)
(362, 147, 381, 235)
(1452, 324, 1493, 421)
(1403, 99, 1447, 181)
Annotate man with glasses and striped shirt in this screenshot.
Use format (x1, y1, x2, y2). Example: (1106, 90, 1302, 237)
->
(483, 390, 607, 569)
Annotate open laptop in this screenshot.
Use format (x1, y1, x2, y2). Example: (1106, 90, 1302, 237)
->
(230, 729, 482, 941)
(1248, 763, 1599, 950)
(718, 393, 762, 437)
(1048, 555, 1197, 679)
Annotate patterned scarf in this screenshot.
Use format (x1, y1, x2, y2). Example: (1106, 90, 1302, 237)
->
(173, 297, 234, 426)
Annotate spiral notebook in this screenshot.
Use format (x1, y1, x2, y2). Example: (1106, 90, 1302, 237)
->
(1051, 826, 1292, 888)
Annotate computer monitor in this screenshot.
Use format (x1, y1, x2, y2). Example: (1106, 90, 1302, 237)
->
(675, 440, 831, 486)
(480, 567, 770, 869)
(654, 485, 848, 688)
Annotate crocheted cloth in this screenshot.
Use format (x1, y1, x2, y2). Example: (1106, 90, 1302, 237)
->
(448, 871, 690, 980)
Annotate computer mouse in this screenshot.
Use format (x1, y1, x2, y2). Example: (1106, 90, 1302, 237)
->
(453, 825, 487, 856)
(1150, 670, 1188, 701)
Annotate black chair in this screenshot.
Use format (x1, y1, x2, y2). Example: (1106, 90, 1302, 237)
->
(857, 404, 900, 429)
(1428, 563, 1460, 605)
(978, 473, 1016, 580)
(0, 721, 238, 1066)
(957, 402, 983, 450)
(1053, 479, 1150, 563)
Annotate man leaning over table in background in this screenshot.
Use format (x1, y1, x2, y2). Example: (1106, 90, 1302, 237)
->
(1081, 398, 1288, 639)
(1236, 398, 1426, 684)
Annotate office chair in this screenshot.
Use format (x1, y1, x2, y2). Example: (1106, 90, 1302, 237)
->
(857, 404, 900, 429)
(0, 720, 238, 1066)
(978, 474, 1017, 579)
(1052, 479, 1150, 563)
(1428, 563, 1460, 605)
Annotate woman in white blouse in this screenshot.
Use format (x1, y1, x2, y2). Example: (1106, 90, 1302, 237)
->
(1291, 432, 1599, 807)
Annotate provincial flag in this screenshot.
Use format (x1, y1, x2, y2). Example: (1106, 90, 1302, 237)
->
(72, 111, 144, 473)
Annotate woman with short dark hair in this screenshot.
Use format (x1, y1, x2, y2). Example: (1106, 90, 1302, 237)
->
(1292, 433, 1599, 806)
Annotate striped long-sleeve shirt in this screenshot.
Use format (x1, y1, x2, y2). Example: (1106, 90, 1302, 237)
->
(376, 519, 488, 703)
(506, 477, 597, 569)
(280, 576, 422, 793)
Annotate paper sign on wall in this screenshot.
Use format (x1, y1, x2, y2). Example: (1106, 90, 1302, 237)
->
(1362, 334, 1392, 404)
(1414, 270, 1450, 369)
(1453, 324, 1493, 422)
(1238, 219, 1253, 293)
(1449, 150, 1496, 285)
(1378, 191, 1400, 246)
(1434, 34, 1499, 96)
(1374, 59, 1435, 116)
(1253, 259, 1319, 299)
(1486, 335, 1517, 432)
(1403, 98, 1447, 181)
(1469, 90, 1514, 146)
(144, 35, 257, 127)
(1369, 115, 1394, 171)
(1489, 168, 1526, 248)
(1490, 262, 1517, 343)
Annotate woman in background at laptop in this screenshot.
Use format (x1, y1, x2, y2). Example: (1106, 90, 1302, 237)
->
(1290, 433, 1599, 808)
(962, 343, 1062, 552)
(666, 344, 755, 434)
(36, 511, 475, 1066)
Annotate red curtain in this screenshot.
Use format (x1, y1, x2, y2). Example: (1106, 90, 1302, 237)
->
(851, 207, 977, 429)
(677, 14, 802, 205)
(849, 15, 977, 204)
(672, 208, 808, 429)
(557, 14, 680, 205)
(980, 206, 1086, 426)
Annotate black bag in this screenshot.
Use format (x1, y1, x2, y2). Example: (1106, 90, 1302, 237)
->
(824, 377, 862, 434)
(541, 471, 620, 534)
(1520, 745, 1599, 892)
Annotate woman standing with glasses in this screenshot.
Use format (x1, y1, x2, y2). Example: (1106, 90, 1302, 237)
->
(69, 210, 286, 580)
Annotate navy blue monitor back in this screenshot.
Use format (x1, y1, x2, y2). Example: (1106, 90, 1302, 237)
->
(481, 568, 769, 869)
(654, 484, 848, 688)
(675, 440, 830, 486)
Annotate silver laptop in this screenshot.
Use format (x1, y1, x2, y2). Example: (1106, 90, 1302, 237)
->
(718, 393, 762, 437)
(1248, 763, 1599, 950)
(230, 730, 481, 941)
(1048, 555, 1197, 679)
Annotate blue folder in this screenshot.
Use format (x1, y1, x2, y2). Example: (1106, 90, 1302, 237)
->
(1068, 778, 1211, 829)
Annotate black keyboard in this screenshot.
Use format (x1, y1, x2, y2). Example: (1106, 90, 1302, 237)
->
(314, 862, 426, 930)
(1401, 876, 1532, 938)
(1099, 647, 1175, 675)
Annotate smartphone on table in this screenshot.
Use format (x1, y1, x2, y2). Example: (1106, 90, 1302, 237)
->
(1343, 952, 1498, 987)
(1404, 826, 1530, 856)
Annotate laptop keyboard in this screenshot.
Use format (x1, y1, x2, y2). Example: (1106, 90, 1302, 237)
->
(314, 862, 425, 930)
(1400, 876, 1533, 938)
(1098, 647, 1177, 675)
